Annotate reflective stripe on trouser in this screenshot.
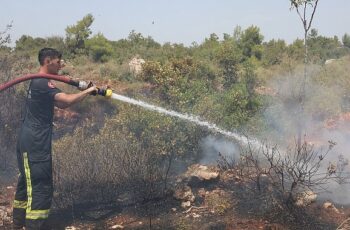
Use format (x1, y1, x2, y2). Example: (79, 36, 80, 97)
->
(23, 152, 51, 220)
(13, 152, 53, 229)
(13, 200, 27, 209)
(13, 148, 28, 228)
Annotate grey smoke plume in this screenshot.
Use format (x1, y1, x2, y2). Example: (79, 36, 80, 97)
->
(197, 64, 350, 203)
(199, 136, 240, 165)
(263, 66, 350, 204)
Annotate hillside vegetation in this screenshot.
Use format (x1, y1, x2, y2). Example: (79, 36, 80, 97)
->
(1, 14, 350, 229)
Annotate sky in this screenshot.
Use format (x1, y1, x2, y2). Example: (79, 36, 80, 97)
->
(1, 0, 349, 47)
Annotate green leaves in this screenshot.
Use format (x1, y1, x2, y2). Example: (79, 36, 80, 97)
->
(65, 14, 94, 55)
(85, 33, 113, 62)
(290, 0, 316, 9)
(342, 33, 350, 48)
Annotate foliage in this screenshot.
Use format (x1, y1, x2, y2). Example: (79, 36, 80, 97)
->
(218, 84, 256, 128)
(0, 22, 12, 47)
(218, 139, 349, 215)
(216, 40, 242, 88)
(307, 29, 343, 63)
(85, 33, 113, 62)
(65, 14, 94, 55)
(342, 33, 350, 48)
(238, 25, 264, 60)
(3, 18, 350, 217)
(262, 39, 287, 66)
(115, 104, 204, 159)
(286, 39, 304, 61)
(15, 35, 66, 56)
(141, 58, 213, 111)
(194, 33, 221, 61)
(0, 46, 29, 171)
(53, 104, 205, 206)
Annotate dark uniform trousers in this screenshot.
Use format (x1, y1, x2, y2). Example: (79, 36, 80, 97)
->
(13, 150, 53, 229)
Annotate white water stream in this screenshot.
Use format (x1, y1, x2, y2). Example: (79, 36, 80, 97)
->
(111, 93, 261, 148)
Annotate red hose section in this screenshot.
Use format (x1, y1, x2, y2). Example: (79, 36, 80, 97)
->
(0, 73, 76, 92)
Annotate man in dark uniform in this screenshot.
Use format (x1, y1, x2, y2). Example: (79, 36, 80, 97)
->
(12, 48, 97, 229)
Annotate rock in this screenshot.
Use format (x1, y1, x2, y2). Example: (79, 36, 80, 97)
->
(323, 201, 333, 209)
(190, 165, 219, 181)
(323, 201, 340, 213)
(192, 213, 201, 218)
(65, 226, 76, 230)
(184, 164, 220, 187)
(5, 207, 12, 216)
(129, 57, 145, 75)
(0, 208, 6, 219)
(181, 201, 191, 209)
(325, 59, 336, 65)
(111, 224, 124, 229)
(173, 185, 195, 202)
(295, 190, 317, 206)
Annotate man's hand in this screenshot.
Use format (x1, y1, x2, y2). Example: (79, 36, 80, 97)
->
(85, 84, 97, 95)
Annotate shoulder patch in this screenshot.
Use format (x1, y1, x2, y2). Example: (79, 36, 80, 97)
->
(48, 81, 56, 89)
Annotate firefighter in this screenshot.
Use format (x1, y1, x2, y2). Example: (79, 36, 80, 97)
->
(12, 48, 97, 229)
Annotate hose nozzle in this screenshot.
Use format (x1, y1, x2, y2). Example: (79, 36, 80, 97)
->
(75, 80, 112, 98)
(97, 88, 113, 98)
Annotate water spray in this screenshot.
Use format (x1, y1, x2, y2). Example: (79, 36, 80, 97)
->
(110, 92, 262, 148)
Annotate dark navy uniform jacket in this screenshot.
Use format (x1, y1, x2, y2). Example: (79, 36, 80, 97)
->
(18, 78, 61, 162)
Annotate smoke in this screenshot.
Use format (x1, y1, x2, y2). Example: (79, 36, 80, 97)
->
(313, 126, 350, 204)
(199, 136, 240, 165)
(198, 64, 350, 204)
(262, 65, 350, 204)
(263, 65, 344, 143)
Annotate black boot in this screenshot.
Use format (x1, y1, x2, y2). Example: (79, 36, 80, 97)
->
(12, 208, 26, 229)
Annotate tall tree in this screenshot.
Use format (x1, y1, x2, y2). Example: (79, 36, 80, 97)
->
(289, 0, 320, 149)
(65, 14, 94, 55)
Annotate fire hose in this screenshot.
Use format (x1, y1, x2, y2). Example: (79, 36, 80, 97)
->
(0, 73, 112, 97)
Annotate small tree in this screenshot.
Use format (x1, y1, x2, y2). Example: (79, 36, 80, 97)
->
(342, 33, 350, 48)
(65, 14, 94, 55)
(85, 33, 113, 62)
(239, 25, 264, 60)
(220, 140, 349, 209)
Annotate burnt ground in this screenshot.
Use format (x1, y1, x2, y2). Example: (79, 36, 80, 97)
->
(1, 169, 350, 230)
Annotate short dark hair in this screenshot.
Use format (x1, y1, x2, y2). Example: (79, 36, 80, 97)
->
(38, 48, 62, 66)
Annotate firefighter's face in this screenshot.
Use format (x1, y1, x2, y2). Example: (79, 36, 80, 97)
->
(46, 57, 62, 74)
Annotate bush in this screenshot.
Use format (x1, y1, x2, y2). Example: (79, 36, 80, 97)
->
(53, 103, 205, 207)
(85, 33, 113, 63)
(0, 52, 29, 171)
